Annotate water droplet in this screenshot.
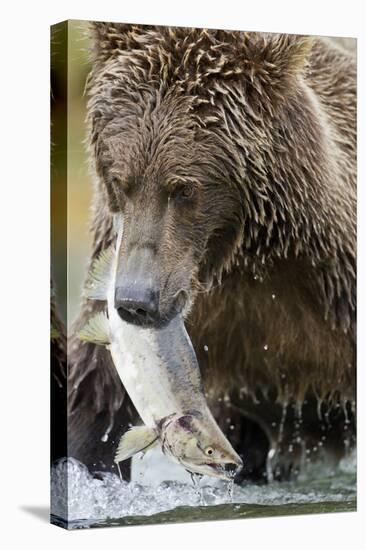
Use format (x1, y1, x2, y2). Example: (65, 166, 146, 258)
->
(278, 401, 288, 442)
(203, 345, 208, 352)
(227, 479, 235, 503)
(116, 462, 123, 482)
(100, 421, 113, 443)
(271, 293, 276, 300)
(266, 448, 276, 482)
(263, 344, 269, 351)
(268, 448, 276, 459)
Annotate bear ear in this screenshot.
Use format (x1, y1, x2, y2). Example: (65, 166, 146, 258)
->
(264, 33, 313, 77)
(243, 33, 313, 97)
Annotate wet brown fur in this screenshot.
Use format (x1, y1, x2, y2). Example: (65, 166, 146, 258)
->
(68, 25, 356, 472)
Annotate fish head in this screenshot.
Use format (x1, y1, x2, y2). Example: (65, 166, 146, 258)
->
(160, 411, 243, 480)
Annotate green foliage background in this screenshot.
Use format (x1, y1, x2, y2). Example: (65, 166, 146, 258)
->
(51, 21, 92, 327)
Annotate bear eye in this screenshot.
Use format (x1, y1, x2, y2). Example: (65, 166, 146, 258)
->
(204, 446, 214, 456)
(110, 175, 122, 187)
(109, 175, 130, 197)
(175, 184, 196, 202)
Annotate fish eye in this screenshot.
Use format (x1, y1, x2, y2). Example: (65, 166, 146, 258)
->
(204, 446, 214, 456)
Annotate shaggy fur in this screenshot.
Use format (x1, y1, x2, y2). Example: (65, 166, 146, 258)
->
(68, 25, 356, 476)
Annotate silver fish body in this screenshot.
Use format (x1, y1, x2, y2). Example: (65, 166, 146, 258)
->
(79, 216, 243, 480)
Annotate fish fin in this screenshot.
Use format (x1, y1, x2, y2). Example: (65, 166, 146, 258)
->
(84, 246, 115, 300)
(78, 312, 110, 346)
(114, 426, 158, 463)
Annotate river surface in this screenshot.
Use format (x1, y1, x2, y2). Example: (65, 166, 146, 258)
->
(50, 448, 356, 529)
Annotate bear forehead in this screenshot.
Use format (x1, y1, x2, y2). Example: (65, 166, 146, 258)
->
(94, 90, 228, 183)
(88, 27, 312, 133)
(92, 32, 246, 108)
(99, 122, 225, 191)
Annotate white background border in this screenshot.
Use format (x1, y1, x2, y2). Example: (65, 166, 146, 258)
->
(0, 1, 364, 548)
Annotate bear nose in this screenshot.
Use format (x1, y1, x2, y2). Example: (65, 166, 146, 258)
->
(114, 245, 160, 326)
(115, 284, 160, 325)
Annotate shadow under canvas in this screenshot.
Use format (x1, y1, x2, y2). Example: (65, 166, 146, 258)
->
(20, 506, 50, 524)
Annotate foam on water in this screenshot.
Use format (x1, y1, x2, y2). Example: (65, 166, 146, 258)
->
(51, 447, 356, 527)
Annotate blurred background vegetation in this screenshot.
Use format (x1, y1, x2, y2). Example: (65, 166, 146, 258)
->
(51, 21, 92, 328)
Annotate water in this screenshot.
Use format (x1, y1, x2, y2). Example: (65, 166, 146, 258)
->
(51, 448, 356, 529)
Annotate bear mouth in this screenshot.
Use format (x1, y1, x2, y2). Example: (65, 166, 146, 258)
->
(116, 303, 180, 329)
(116, 292, 187, 329)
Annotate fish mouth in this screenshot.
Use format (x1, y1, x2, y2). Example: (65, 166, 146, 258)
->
(182, 460, 243, 480)
(207, 461, 242, 480)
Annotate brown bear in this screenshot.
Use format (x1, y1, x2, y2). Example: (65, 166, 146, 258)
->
(68, 24, 356, 481)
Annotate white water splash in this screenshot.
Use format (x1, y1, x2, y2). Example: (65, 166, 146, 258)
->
(51, 448, 356, 526)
